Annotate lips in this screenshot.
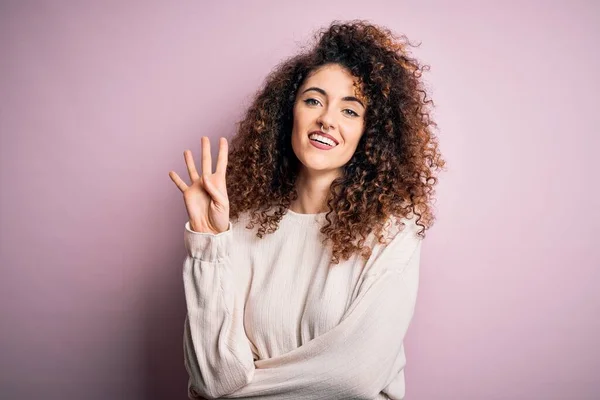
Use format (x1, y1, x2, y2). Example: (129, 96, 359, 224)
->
(308, 130, 339, 145)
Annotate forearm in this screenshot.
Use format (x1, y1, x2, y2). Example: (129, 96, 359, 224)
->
(221, 266, 419, 399)
(183, 221, 255, 399)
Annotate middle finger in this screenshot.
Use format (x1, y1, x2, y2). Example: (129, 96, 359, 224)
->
(202, 136, 212, 176)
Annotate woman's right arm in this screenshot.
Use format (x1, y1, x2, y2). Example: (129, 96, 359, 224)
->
(182, 220, 255, 399)
(169, 136, 254, 398)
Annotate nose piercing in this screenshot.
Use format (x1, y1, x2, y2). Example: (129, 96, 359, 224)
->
(320, 123, 329, 132)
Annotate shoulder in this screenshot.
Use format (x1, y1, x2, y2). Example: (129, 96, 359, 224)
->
(383, 211, 421, 240)
(230, 210, 257, 230)
(362, 212, 423, 275)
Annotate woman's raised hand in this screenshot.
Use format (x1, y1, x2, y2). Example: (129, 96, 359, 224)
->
(169, 136, 230, 234)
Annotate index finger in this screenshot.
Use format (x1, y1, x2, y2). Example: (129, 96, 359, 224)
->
(215, 137, 228, 177)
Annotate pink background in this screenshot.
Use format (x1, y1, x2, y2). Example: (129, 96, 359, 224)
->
(1, 1, 598, 399)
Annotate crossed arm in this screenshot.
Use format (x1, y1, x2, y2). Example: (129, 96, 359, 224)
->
(182, 220, 422, 399)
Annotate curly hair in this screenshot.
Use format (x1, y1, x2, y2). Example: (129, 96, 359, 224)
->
(226, 19, 446, 265)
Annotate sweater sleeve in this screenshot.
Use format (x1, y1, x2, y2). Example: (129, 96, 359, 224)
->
(220, 222, 423, 400)
(182, 221, 256, 399)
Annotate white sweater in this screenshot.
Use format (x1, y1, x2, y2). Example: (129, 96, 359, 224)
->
(182, 209, 423, 400)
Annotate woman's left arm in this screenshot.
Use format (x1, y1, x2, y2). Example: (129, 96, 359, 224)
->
(221, 225, 423, 400)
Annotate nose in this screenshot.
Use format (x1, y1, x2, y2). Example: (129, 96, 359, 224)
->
(317, 106, 336, 131)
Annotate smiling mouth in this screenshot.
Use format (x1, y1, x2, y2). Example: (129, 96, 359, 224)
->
(308, 133, 338, 147)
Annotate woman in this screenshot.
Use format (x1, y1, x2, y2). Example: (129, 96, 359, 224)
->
(169, 20, 445, 400)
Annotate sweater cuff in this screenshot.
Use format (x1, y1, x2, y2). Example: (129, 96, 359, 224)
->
(184, 221, 233, 262)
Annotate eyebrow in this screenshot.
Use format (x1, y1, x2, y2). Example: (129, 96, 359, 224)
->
(301, 87, 365, 109)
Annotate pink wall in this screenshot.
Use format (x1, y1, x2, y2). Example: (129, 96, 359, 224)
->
(1, 1, 598, 399)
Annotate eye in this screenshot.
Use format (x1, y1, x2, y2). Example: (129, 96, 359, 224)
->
(304, 98, 321, 106)
(344, 109, 360, 117)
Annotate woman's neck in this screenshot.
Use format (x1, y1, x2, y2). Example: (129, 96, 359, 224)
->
(289, 168, 342, 214)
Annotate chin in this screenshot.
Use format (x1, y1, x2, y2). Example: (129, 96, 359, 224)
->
(299, 159, 341, 175)
(298, 159, 327, 170)
(293, 140, 340, 170)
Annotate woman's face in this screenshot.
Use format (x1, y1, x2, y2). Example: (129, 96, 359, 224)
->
(291, 63, 366, 176)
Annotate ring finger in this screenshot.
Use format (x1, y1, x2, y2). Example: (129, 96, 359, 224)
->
(184, 150, 200, 182)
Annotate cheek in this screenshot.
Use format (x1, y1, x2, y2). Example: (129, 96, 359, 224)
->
(292, 105, 302, 131)
(293, 106, 310, 127)
(292, 109, 300, 136)
(342, 122, 365, 147)
(291, 107, 306, 145)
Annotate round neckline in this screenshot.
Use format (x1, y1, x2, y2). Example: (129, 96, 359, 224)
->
(284, 208, 328, 224)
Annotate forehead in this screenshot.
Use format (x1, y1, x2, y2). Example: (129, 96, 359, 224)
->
(301, 64, 362, 96)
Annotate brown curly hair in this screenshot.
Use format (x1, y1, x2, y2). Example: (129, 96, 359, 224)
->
(227, 19, 446, 264)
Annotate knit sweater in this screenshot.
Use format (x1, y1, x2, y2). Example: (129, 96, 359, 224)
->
(182, 209, 423, 400)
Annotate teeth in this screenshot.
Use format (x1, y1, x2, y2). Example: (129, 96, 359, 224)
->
(309, 134, 336, 147)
